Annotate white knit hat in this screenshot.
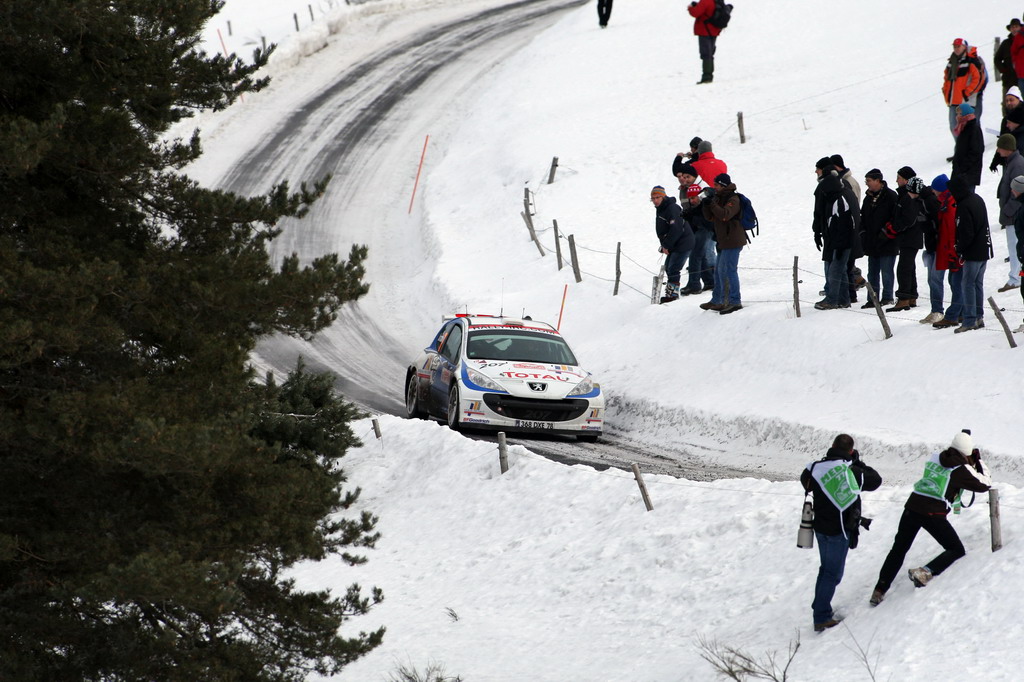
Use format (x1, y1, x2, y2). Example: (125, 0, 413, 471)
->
(951, 431, 974, 457)
(1007, 86, 1023, 103)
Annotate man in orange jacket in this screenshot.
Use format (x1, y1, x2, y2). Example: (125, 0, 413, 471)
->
(943, 38, 987, 138)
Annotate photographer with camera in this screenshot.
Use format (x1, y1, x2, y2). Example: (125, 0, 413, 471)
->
(870, 430, 991, 605)
(800, 434, 882, 633)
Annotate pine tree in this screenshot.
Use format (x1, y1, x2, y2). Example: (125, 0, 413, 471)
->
(0, 1, 382, 679)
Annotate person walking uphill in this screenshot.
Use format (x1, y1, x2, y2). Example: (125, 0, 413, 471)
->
(943, 38, 987, 137)
(650, 186, 694, 304)
(596, 0, 612, 28)
(687, 0, 721, 84)
(870, 431, 990, 606)
(700, 173, 744, 314)
(800, 434, 881, 633)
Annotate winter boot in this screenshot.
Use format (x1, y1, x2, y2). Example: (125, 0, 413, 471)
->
(869, 589, 885, 606)
(908, 566, 932, 587)
(660, 282, 680, 304)
(697, 58, 714, 84)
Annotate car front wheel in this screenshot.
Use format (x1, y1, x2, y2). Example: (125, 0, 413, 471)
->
(446, 384, 461, 431)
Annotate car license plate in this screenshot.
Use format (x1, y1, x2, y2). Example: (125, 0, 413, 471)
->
(515, 420, 553, 429)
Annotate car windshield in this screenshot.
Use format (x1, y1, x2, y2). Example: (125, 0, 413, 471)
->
(466, 329, 578, 365)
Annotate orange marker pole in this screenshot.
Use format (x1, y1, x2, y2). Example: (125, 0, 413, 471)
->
(218, 29, 243, 103)
(556, 284, 568, 331)
(408, 134, 430, 214)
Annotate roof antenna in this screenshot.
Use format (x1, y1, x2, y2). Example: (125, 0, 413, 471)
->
(500, 278, 504, 318)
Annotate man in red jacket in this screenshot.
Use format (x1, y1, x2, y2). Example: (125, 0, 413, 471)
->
(691, 140, 728, 187)
(687, 0, 722, 84)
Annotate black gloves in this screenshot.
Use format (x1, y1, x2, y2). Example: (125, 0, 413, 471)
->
(814, 232, 823, 251)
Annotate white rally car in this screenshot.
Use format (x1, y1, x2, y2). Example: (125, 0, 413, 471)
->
(404, 314, 604, 441)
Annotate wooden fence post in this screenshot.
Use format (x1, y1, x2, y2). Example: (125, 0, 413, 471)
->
(371, 418, 382, 440)
(737, 111, 746, 144)
(309, 4, 315, 21)
(631, 463, 653, 511)
(553, 220, 563, 270)
(651, 264, 665, 304)
(547, 156, 559, 184)
(520, 212, 546, 257)
(227, 20, 232, 36)
(792, 255, 801, 317)
(987, 297, 1018, 348)
(614, 242, 622, 295)
(497, 432, 509, 475)
(567, 235, 582, 283)
(990, 488, 1003, 551)
(862, 280, 892, 339)
(293, 12, 299, 31)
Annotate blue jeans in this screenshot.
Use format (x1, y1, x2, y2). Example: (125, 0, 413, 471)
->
(813, 531, 849, 625)
(943, 268, 964, 322)
(922, 251, 945, 313)
(665, 248, 691, 286)
(825, 248, 852, 306)
(867, 254, 896, 302)
(712, 247, 741, 305)
(960, 260, 987, 327)
(685, 230, 715, 290)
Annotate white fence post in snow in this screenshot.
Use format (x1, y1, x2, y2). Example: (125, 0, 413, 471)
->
(497, 432, 509, 474)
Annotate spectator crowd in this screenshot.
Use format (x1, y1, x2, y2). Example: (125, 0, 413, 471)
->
(650, 14, 1024, 335)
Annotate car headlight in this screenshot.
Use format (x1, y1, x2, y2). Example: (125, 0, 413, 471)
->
(466, 366, 505, 392)
(567, 376, 595, 396)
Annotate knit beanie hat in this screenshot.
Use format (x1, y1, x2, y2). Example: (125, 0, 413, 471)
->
(1007, 107, 1024, 125)
(678, 163, 698, 177)
(1011, 175, 1024, 194)
(931, 174, 949, 193)
(829, 154, 846, 170)
(951, 431, 974, 457)
(958, 102, 974, 116)
(651, 185, 667, 198)
(686, 184, 704, 198)
(897, 165, 916, 181)
(714, 172, 731, 186)
(865, 168, 883, 180)
(697, 140, 713, 155)
(815, 157, 832, 170)
(998, 133, 1018, 151)
(689, 136, 703, 149)
(906, 177, 925, 194)
(1008, 86, 1023, 103)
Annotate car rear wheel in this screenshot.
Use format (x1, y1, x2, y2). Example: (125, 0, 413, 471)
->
(405, 371, 425, 419)
(446, 384, 461, 431)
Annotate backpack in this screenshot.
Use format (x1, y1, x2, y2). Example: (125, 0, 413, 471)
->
(737, 193, 758, 239)
(706, 0, 733, 30)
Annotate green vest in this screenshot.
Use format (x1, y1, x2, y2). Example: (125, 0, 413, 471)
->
(912, 452, 959, 507)
(809, 460, 861, 512)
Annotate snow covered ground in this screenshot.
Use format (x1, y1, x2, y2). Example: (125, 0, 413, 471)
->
(185, 0, 1024, 679)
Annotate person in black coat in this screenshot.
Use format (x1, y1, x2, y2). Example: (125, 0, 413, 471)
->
(596, 0, 612, 27)
(887, 168, 923, 311)
(949, 175, 991, 331)
(951, 103, 984, 187)
(859, 169, 899, 307)
(801, 434, 882, 631)
(815, 169, 860, 309)
(651, 185, 694, 303)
